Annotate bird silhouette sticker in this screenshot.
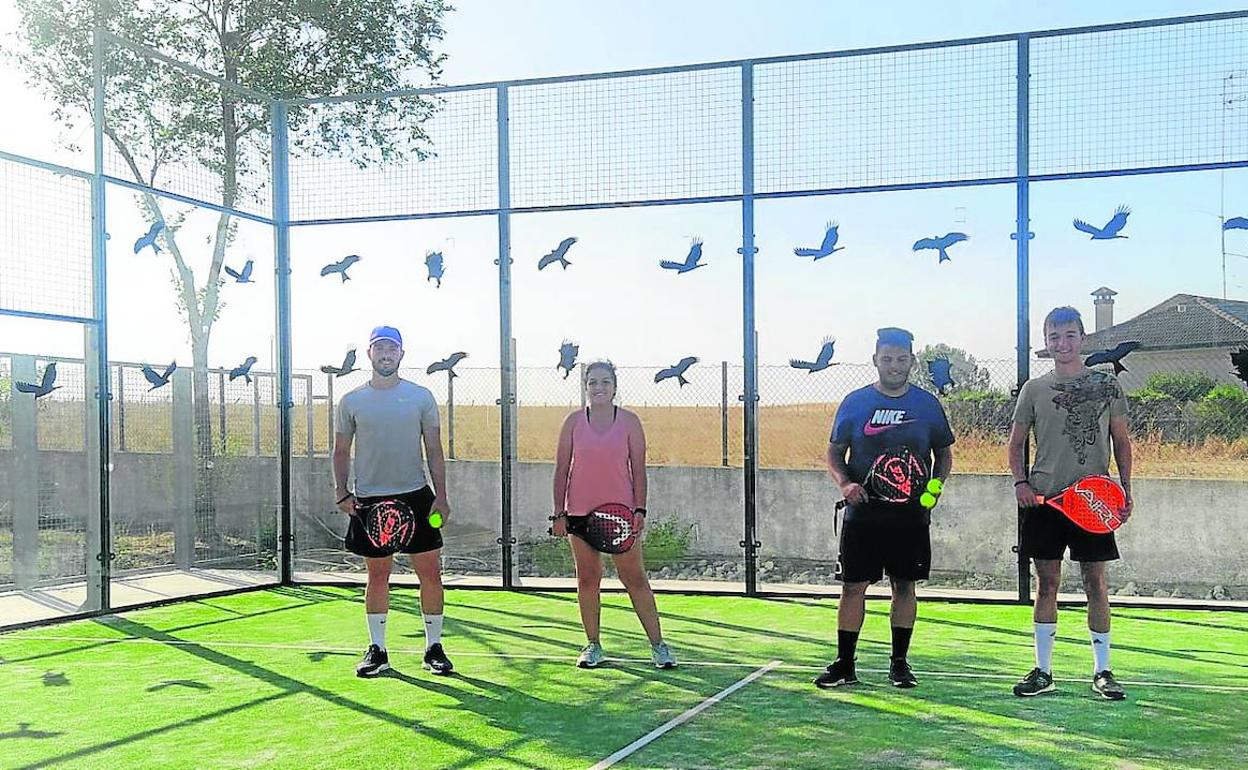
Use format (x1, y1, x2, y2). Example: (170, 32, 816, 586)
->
(1230, 347, 1248, 385)
(655, 357, 698, 387)
(793, 222, 844, 260)
(14, 363, 58, 398)
(427, 352, 468, 377)
(1224, 216, 1248, 231)
(320, 350, 358, 378)
(141, 361, 177, 391)
(928, 357, 955, 394)
(133, 221, 165, 255)
(1073, 206, 1130, 239)
(321, 255, 360, 282)
(425, 251, 445, 288)
(538, 237, 577, 271)
(1084, 341, 1141, 374)
(913, 232, 968, 263)
(229, 356, 258, 384)
(660, 238, 706, 274)
(789, 337, 837, 373)
(224, 259, 254, 283)
(557, 341, 579, 379)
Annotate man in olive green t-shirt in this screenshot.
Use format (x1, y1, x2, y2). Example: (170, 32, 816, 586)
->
(1007, 307, 1134, 701)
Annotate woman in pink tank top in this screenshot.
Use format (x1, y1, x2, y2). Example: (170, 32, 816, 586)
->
(551, 361, 676, 669)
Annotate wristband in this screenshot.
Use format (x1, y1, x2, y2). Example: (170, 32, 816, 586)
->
(336, 492, 353, 504)
(549, 512, 568, 521)
(633, 507, 647, 517)
(1013, 480, 1029, 488)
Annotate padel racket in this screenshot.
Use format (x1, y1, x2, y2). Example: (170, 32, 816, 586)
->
(836, 446, 930, 511)
(568, 503, 640, 554)
(865, 446, 929, 503)
(1035, 475, 1127, 534)
(357, 498, 418, 555)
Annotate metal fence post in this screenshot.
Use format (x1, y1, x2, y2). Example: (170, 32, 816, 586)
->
(115, 364, 126, 452)
(90, 23, 112, 610)
(273, 98, 295, 583)
(217, 371, 227, 454)
(721, 360, 729, 467)
(447, 369, 456, 460)
(740, 62, 761, 595)
(252, 375, 262, 456)
(11, 356, 39, 590)
(1015, 33, 1033, 605)
(496, 83, 517, 588)
(326, 373, 335, 455)
(303, 376, 314, 458)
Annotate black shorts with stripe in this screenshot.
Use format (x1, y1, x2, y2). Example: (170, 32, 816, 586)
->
(345, 486, 442, 558)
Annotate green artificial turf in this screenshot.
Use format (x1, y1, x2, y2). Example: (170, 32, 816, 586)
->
(1, 588, 1245, 769)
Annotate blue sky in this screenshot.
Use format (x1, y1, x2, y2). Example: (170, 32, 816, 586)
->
(436, 1, 1247, 84)
(2, 1, 1247, 406)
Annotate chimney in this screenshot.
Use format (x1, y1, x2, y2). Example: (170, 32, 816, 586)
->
(1092, 287, 1117, 332)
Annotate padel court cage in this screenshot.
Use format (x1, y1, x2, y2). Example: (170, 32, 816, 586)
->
(3, 10, 1248, 630)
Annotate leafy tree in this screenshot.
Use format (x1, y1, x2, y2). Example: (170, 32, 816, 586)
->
(9, 0, 450, 543)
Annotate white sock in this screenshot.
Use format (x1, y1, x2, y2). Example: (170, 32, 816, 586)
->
(1035, 622, 1057, 674)
(1091, 631, 1111, 674)
(366, 613, 387, 649)
(424, 614, 444, 651)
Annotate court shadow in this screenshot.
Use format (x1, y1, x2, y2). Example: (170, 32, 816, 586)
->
(40, 671, 69, 687)
(146, 679, 213, 692)
(0, 723, 65, 741)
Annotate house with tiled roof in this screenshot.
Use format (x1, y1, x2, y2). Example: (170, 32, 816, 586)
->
(1038, 288, 1248, 391)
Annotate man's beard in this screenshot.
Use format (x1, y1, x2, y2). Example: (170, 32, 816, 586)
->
(374, 362, 399, 377)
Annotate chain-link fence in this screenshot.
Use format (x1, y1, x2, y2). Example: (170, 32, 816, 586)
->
(293, 352, 1248, 478)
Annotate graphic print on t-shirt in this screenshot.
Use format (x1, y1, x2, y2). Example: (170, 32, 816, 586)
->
(1049, 373, 1123, 465)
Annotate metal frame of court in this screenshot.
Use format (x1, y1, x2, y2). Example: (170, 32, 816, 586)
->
(4, 10, 1248, 623)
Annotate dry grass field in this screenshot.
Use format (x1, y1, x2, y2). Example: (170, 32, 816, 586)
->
(10, 400, 1247, 479)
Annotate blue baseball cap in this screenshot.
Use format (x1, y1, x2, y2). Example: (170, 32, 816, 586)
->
(369, 325, 403, 348)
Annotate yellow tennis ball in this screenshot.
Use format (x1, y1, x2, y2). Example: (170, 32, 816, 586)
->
(428, 511, 443, 529)
(919, 492, 937, 509)
(927, 478, 944, 495)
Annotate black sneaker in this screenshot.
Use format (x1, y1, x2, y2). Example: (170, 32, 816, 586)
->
(423, 643, 454, 675)
(355, 644, 390, 678)
(1092, 669, 1126, 700)
(888, 658, 918, 688)
(1012, 667, 1056, 697)
(813, 658, 858, 689)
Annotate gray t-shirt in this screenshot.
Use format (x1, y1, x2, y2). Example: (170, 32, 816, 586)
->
(335, 380, 440, 497)
(1013, 368, 1128, 497)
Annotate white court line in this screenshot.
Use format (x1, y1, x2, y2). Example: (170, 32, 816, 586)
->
(3, 635, 1246, 693)
(588, 660, 782, 770)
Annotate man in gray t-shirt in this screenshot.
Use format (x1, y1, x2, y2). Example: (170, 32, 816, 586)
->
(1007, 307, 1134, 701)
(333, 325, 453, 678)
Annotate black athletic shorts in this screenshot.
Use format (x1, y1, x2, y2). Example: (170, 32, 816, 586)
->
(837, 509, 931, 584)
(1020, 505, 1119, 563)
(345, 486, 442, 558)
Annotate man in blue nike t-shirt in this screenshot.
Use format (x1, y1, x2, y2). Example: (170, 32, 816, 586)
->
(814, 327, 955, 691)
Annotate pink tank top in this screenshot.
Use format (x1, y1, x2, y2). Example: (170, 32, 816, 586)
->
(565, 407, 635, 516)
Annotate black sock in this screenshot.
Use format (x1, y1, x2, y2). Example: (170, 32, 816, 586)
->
(891, 625, 914, 661)
(837, 629, 859, 662)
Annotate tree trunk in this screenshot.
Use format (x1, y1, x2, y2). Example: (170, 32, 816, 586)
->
(190, 330, 218, 562)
